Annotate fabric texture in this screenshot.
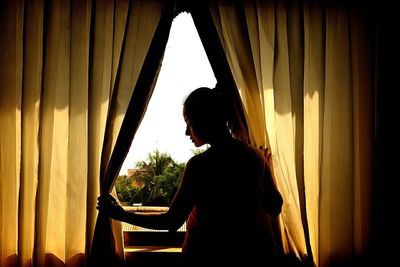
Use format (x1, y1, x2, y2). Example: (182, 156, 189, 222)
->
(204, 1, 374, 266)
(0, 0, 173, 266)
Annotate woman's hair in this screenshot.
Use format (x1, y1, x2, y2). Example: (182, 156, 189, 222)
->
(183, 83, 251, 143)
(183, 87, 228, 132)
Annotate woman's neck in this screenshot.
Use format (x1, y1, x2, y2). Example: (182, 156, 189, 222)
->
(209, 129, 234, 147)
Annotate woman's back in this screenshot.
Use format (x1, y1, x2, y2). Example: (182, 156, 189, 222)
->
(181, 138, 278, 266)
(191, 138, 263, 224)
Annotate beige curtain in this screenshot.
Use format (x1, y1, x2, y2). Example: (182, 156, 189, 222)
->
(0, 0, 169, 266)
(90, 0, 175, 265)
(207, 1, 374, 266)
(208, 0, 307, 260)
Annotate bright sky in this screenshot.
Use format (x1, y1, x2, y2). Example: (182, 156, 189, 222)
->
(119, 12, 217, 176)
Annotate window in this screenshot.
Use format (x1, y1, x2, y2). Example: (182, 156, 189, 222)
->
(115, 12, 216, 258)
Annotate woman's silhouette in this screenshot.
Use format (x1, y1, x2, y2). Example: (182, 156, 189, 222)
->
(97, 86, 283, 266)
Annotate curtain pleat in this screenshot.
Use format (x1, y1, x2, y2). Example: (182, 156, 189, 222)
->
(0, 0, 24, 266)
(271, 1, 308, 257)
(303, 1, 325, 265)
(18, 0, 44, 266)
(349, 10, 373, 256)
(85, 0, 116, 256)
(316, 3, 373, 266)
(35, 0, 72, 264)
(67, 0, 91, 265)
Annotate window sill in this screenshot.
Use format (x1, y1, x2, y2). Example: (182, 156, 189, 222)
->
(121, 206, 185, 266)
(123, 231, 185, 247)
(125, 245, 182, 253)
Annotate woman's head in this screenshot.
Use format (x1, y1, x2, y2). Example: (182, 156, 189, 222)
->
(183, 87, 229, 146)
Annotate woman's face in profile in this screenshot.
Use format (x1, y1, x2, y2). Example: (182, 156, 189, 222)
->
(184, 115, 208, 147)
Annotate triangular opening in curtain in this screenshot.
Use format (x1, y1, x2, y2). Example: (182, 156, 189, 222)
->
(114, 11, 218, 237)
(118, 12, 217, 192)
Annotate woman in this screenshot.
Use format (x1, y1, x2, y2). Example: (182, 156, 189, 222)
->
(97, 86, 283, 266)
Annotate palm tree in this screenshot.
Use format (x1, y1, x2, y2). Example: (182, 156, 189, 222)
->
(138, 149, 174, 176)
(131, 149, 183, 206)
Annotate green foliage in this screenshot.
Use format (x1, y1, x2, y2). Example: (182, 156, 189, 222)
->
(114, 175, 140, 205)
(115, 149, 186, 206)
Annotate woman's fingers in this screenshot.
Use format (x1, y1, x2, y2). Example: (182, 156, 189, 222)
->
(97, 193, 114, 201)
(97, 194, 118, 213)
(96, 194, 126, 221)
(97, 193, 117, 204)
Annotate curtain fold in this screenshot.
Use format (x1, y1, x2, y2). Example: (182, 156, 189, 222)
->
(0, 1, 23, 266)
(0, 0, 173, 266)
(204, 1, 375, 266)
(315, 3, 373, 266)
(19, 0, 44, 266)
(302, 1, 325, 265)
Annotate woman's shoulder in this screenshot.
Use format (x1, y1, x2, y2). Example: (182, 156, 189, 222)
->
(235, 139, 264, 156)
(233, 140, 268, 168)
(185, 150, 209, 169)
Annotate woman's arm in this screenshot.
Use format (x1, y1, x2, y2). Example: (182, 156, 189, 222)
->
(97, 157, 198, 231)
(251, 147, 283, 217)
(262, 159, 283, 216)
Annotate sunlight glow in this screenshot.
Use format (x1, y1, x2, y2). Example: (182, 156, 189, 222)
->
(119, 12, 217, 175)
